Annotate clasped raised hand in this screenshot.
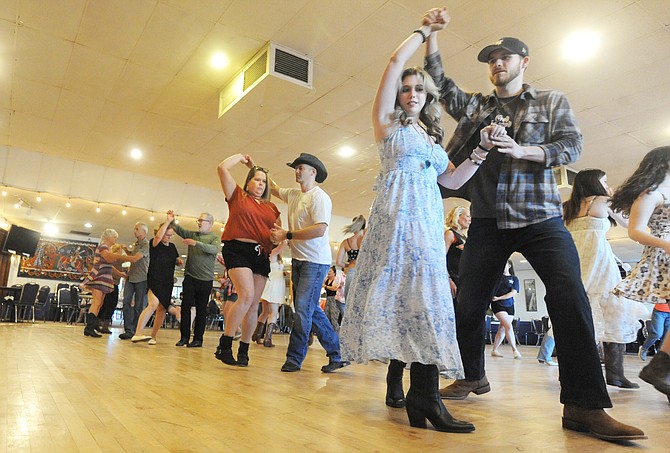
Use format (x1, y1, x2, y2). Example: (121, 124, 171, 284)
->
(422, 7, 450, 31)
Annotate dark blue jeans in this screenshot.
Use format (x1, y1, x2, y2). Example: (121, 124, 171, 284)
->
(456, 217, 611, 408)
(285, 260, 342, 367)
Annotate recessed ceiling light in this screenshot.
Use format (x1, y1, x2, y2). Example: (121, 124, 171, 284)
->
(65, 199, 71, 208)
(211, 52, 229, 69)
(563, 30, 600, 62)
(44, 222, 58, 235)
(130, 148, 142, 159)
(84, 222, 92, 228)
(338, 146, 356, 158)
(122, 208, 127, 215)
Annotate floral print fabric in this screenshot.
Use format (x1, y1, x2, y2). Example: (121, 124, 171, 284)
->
(341, 125, 464, 377)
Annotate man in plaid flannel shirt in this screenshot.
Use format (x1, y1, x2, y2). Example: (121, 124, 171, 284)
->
(422, 7, 644, 441)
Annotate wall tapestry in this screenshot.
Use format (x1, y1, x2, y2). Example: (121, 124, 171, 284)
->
(18, 238, 96, 282)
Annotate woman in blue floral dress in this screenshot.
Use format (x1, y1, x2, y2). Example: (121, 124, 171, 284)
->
(340, 16, 493, 433)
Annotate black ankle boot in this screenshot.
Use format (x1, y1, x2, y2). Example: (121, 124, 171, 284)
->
(84, 313, 101, 338)
(405, 363, 475, 433)
(386, 359, 406, 408)
(99, 319, 112, 334)
(214, 335, 237, 366)
(237, 341, 250, 367)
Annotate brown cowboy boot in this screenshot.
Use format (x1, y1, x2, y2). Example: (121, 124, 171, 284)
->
(603, 342, 639, 388)
(562, 405, 646, 440)
(263, 322, 276, 347)
(639, 350, 670, 396)
(251, 321, 265, 343)
(438, 377, 491, 400)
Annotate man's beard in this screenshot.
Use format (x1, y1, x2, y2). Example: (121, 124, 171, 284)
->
(490, 64, 522, 87)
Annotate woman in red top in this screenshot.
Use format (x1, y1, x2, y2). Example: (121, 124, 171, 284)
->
(215, 153, 281, 367)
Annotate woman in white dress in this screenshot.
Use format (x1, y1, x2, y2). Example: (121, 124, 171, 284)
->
(563, 169, 648, 388)
(340, 16, 493, 433)
(252, 246, 286, 348)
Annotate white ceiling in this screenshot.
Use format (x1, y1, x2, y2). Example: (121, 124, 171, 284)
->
(0, 0, 667, 262)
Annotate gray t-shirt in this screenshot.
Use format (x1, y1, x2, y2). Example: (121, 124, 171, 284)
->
(127, 238, 149, 283)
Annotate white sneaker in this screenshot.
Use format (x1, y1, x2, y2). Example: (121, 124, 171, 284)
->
(148, 338, 157, 345)
(131, 335, 152, 343)
(538, 359, 558, 366)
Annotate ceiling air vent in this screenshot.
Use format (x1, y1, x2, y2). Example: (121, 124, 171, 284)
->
(69, 230, 91, 236)
(219, 42, 313, 118)
(274, 48, 310, 84)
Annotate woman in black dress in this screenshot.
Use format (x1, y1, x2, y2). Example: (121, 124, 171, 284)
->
(131, 211, 183, 344)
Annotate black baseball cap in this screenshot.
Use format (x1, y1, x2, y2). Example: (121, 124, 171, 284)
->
(477, 37, 529, 63)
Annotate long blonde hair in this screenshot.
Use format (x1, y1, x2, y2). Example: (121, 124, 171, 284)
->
(393, 67, 444, 145)
(445, 206, 468, 232)
(343, 215, 366, 235)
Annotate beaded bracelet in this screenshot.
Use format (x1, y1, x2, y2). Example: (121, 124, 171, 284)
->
(413, 28, 428, 43)
(472, 148, 487, 161)
(468, 156, 482, 166)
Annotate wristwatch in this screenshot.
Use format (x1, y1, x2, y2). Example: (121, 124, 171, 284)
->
(286, 231, 293, 240)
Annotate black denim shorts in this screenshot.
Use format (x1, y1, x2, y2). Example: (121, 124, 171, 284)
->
(491, 300, 515, 316)
(221, 240, 270, 277)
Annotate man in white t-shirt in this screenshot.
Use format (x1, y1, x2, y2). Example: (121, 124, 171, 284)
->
(270, 153, 349, 373)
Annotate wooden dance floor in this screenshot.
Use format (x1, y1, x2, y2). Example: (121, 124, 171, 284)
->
(1, 322, 668, 452)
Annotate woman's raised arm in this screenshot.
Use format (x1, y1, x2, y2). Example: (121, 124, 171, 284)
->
(217, 153, 252, 200)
